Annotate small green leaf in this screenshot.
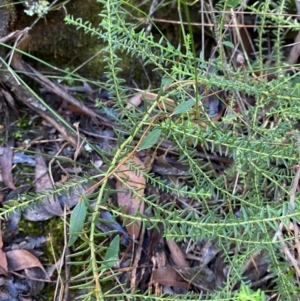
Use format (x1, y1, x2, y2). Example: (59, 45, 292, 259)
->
(161, 76, 174, 88)
(68, 201, 87, 247)
(138, 129, 161, 151)
(101, 235, 120, 272)
(171, 99, 196, 116)
(222, 41, 234, 49)
(226, 0, 242, 9)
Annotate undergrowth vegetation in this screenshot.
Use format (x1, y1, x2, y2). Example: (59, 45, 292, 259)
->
(2, 0, 300, 300)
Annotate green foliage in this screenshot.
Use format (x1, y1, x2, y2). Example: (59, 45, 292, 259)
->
(234, 283, 265, 301)
(63, 2, 300, 298)
(171, 99, 196, 116)
(68, 199, 87, 247)
(2, 0, 300, 300)
(139, 128, 162, 151)
(63, 0, 300, 298)
(101, 235, 119, 273)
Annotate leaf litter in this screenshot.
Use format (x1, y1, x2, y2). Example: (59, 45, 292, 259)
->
(1, 138, 16, 190)
(1, 2, 299, 300)
(115, 155, 145, 239)
(0, 65, 276, 299)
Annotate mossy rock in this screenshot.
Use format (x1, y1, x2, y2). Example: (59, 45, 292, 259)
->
(12, 0, 125, 79)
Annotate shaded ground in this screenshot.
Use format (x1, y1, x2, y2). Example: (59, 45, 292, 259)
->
(1, 1, 300, 300)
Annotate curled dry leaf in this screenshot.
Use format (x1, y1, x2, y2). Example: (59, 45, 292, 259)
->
(24, 266, 47, 295)
(115, 155, 145, 239)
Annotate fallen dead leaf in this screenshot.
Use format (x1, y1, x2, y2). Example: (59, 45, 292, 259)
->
(6, 249, 47, 276)
(151, 266, 188, 288)
(19, 296, 33, 301)
(166, 240, 189, 267)
(23, 154, 64, 220)
(115, 155, 145, 239)
(24, 266, 47, 294)
(133, 89, 175, 112)
(126, 93, 143, 109)
(1, 138, 16, 190)
(173, 265, 216, 292)
(1, 89, 16, 109)
(0, 228, 8, 276)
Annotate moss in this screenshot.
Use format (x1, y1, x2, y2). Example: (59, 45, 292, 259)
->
(12, 0, 107, 78)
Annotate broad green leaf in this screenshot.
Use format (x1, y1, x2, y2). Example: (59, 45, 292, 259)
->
(222, 41, 234, 49)
(138, 129, 161, 151)
(68, 201, 87, 247)
(101, 235, 120, 272)
(171, 99, 196, 116)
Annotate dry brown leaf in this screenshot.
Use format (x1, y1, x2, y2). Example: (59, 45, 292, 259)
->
(116, 155, 145, 239)
(1, 139, 16, 190)
(35, 154, 53, 192)
(152, 247, 167, 269)
(1, 89, 16, 109)
(0, 229, 8, 276)
(166, 240, 189, 267)
(0, 264, 8, 277)
(18, 296, 33, 301)
(151, 266, 188, 288)
(0, 28, 30, 43)
(0, 227, 2, 249)
(35, 155, 64, 216)
(23, 154, 63, 220)
(24, 266, 48, 294)
(126, 93, 143, 109)
(173, 265, 216, 292)
(6, 249, 47, 275)
(134, 89, 175, 112)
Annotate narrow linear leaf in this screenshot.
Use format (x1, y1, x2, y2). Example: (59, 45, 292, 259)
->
(101, 235, 120, 272)
(68, 201, 87, 247)
(138, 128, 161, 151)
(171, 99, 196, 116)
